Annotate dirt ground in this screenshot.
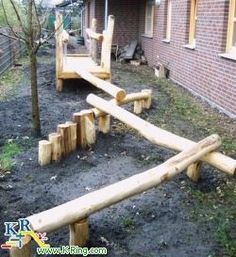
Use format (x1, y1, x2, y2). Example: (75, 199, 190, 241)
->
(0, 47, 235, 257)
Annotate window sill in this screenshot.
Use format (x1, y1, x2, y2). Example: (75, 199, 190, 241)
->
(141, 34, 153, 39)
(219, 53, 236, 61)
(162, 39, 170, 44)
(184, 44, 196, 50)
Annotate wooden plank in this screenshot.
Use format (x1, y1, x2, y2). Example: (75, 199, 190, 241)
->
(124, 40, 138, 60)
(27, 134, 221, 233)
(86, 94, 236, 176)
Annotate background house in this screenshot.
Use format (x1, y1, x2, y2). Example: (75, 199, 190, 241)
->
(82, 0, 236, 118)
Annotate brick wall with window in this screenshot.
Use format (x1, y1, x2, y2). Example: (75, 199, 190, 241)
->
(139, 0, 236, 117)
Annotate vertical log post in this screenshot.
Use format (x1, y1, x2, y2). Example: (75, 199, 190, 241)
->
(98, 114, 111, 134)
(69, 218, 89, 247)
(38, 140, 52, 166)
(57, 124, 71, 156)
(10, 236, 32, 257)
(100, 15, 115, 74)
(73, 110, 96, 149)
(49, 133, 62, 162)
(142, 89, 152, 109)
(187, 161, 202, 182)
(134, 100, 143, 114)
(66, 121, 77, 151)
(55, 12, 64, 91)
(90, 18, 98, 62)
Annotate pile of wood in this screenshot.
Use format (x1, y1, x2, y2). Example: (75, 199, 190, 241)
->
(118, 40, 147, 66)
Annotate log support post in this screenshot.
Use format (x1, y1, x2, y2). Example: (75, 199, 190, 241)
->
(187, 161, 202, 182)
(142, 89, 152, 109)
(134, 100, 143, 114)
(101, 15, 115, 74)
(69, 218, 89, 247)
(10, 236, 32, 257)
(57, 124, 71, 156)
(66, 122, 78, 151)
(38, 140, 52, 166)
(56, 79, 63, 92)
(55, 12, 64, 92)
(98, 115, 111, 134)
(90, 18, 98, 62)
(73, 110, 96, 149)
(49, 133, 62, 162)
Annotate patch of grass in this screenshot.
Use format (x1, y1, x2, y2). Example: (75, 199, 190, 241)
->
(122, 217, 136, 231)
(188, 182, 236, 257)
(151, 78, 236, 156)
(0, 141, 21, 171)
(0, 67, 23, 101)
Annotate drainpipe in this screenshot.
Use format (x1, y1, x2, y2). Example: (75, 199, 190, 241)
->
(104, 0, 108, 29)
(80, 7, 85, 36)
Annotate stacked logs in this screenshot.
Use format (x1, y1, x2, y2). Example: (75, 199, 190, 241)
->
(38, 90, 152, 166)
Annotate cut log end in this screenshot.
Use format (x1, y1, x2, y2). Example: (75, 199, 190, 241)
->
(116, 89, 126, 101)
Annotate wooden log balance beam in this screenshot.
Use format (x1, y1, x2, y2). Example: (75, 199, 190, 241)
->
(74, 68, 126, 101)
(27, 134, 220, 234)
(87, 94, 236, 176)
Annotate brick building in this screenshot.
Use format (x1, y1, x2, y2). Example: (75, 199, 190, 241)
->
(83, 0, 236, 118)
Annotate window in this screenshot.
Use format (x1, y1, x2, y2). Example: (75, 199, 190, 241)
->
(226, 0, 236, 54)
(165, 0, 172, 41)
(144, 0, 154, 37)
(189, 0, 198, 46)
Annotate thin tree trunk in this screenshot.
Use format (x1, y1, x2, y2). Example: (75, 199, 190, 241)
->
(29, 51, 41, 136)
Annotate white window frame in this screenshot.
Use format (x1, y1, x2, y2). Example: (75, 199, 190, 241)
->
(189, 0, 198, 46)
(165, 0, 172, 41)
(144, 0, 154, 37)
(226, 0, 236, 55)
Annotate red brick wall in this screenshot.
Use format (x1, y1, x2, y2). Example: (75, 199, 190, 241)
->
(139, 0, 236, 117)
(84, 0, 236, 117)
(85, 0, 140, 46)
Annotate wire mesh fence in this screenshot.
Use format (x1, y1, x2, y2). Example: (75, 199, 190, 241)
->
(0, 28, 26, 76)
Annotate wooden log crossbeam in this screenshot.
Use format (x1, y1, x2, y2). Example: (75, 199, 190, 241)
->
(87, 94, 236, 176)
(28, 134, 220, 234)
(86, 28, 103, 41)
(92, 90, 152, 118)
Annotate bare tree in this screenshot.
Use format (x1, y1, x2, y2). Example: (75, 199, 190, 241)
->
(0, 0, 57, 136)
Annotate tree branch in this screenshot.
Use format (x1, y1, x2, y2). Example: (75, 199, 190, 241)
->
(9, 0, 29, 36)
(0, 31, 25, 42)
(0, 0, 27, 43)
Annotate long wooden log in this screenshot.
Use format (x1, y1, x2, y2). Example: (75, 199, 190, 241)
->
(27, 134, 220, 233)
(74, 68, 126, 101)
(87, 94, 236, 176)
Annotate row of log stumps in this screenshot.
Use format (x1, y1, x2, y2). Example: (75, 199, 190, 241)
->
(38, 90, 152, 166)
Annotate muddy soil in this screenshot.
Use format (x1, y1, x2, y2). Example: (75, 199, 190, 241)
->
(0, 48, 234, 257)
